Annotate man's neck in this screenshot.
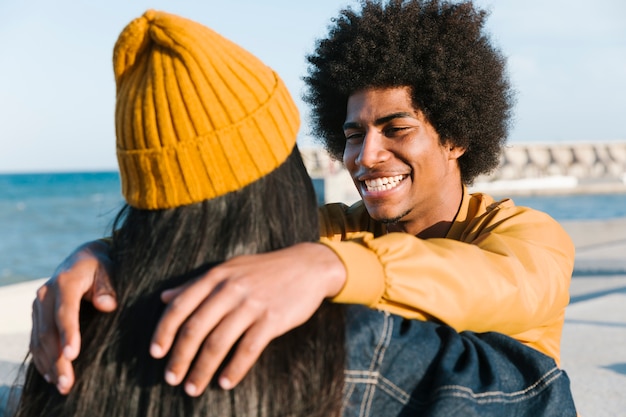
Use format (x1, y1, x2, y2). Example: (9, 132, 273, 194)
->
(386, 219, 453, 239)
(386, 183, 464, 238)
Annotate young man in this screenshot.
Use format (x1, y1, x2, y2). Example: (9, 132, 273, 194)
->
(30, 0, 574, 407)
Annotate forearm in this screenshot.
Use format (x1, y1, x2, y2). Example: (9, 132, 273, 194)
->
(325, 226, 574, 336)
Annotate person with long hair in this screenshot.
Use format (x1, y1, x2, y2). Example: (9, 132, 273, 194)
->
(10, 10, 345, 416)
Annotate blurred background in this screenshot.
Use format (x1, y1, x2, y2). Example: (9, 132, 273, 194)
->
(1, 0, 625, 283)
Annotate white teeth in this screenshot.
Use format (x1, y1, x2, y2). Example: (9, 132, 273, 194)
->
(364, 175, 405, 192)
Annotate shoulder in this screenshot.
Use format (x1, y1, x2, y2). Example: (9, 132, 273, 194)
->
(459, 191, 566, 236)
(469, 191, 554, 222)
(468, 191, 514, 212)
(465, 192, 570, 241)
(462, 191, 575, 263)
(318, 201, 385, 239)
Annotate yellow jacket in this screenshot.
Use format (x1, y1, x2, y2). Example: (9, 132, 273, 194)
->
(319, 187, 575, 364)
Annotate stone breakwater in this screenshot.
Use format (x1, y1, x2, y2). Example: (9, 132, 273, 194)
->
(300, 141, 626, 199)
(475, 141, 626, 184)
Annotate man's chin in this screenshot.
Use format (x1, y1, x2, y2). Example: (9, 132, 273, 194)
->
(378, 216, 403, 225)
(366, 207, 411, 225)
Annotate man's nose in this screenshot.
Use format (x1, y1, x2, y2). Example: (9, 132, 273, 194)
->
(355, 131, 389, 168)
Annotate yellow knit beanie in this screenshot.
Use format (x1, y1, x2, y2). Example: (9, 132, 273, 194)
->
(113, 10, 299, 209)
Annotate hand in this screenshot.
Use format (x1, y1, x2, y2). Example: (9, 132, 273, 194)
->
(149, 242, 346, 396)
(29, 239, 116, 394)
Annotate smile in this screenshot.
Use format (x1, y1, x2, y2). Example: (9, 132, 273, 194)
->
(364, 175, 406, 192)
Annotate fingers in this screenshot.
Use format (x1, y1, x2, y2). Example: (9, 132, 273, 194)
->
(151, 246, 336, 396)
(160, 298, 237, 390)
(150, 278, 217, 360)
(30, 285, 59, 381)
(91, 261, 117, 312)
(54, 272, 88, 362)
(152, 271, 274, 396)
(30, 280, 80, 394)
(53, 355, 76, 395)
(152, 278, 245, 394)
(160, 285, 186, 304)
(196, 315, 275, 392)
(54, 241, 115, 359)
(174, 296, 272, 396)
(29, 240, 115, 395)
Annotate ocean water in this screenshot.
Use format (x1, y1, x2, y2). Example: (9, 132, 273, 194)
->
(1, 171, 626, 286)
(506, 193, 626, 222)
(0, 172, 124, 286)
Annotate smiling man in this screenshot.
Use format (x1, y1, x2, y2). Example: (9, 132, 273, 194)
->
(342, 87, 465, 237)
(30, 1, 576, 414)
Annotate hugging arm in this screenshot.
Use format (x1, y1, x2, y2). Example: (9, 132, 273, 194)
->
(30, 240, 346, 394)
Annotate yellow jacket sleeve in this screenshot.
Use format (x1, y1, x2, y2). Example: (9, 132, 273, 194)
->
(318, 190, 575, 362)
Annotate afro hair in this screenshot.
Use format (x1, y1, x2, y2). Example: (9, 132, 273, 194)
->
(304, 0, 516, 184)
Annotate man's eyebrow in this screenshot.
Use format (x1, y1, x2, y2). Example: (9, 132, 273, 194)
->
(375, 112, 415, 125)
(343, 112, 415, 130)
(342, 121, 361, 130)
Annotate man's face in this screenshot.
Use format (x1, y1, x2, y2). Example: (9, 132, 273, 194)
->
(342, 86, 464, 235)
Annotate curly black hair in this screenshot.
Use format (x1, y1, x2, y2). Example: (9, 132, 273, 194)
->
(304, 0, 515, 184)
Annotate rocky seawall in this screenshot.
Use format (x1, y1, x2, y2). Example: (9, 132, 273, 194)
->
(300, 141, 626, 200)
(473, 141, 626, 195)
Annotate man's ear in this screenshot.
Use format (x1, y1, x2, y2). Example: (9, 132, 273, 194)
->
(445, 141, 466, 160)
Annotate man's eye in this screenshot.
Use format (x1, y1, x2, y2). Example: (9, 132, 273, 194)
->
(345, 132, 364, 142)
(384, 127, 409, 137)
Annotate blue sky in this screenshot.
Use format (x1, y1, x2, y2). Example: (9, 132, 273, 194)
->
(0, 0, 624, 173)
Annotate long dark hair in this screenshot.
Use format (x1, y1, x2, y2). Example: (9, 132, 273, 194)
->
(13, 147, 345, 416)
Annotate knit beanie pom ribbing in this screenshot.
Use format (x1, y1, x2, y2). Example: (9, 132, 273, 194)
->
(113, 10, 300, 209)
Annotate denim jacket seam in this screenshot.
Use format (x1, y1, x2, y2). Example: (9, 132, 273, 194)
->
(362, 312, 392, 416)
(367, 311, 392, 371)
(344, 312, 394, 417)
(428, 366, 565, 404)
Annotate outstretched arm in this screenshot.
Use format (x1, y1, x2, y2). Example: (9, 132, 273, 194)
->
(30, 239, 116, 394)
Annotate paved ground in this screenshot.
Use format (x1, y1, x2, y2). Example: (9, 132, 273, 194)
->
(1, 218, 625, 415)
(561, 275, 626, 416)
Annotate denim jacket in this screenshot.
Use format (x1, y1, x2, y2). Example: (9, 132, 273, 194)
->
(342, 306, 577, 417)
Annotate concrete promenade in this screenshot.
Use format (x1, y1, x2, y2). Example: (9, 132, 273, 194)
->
(1, 218, 626, 416)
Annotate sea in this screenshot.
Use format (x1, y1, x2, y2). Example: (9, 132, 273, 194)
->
(1, 171, 626, 287)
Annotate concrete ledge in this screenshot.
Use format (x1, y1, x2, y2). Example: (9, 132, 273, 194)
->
(0, 279, 45, 337)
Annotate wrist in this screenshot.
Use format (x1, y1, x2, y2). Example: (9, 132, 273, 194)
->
(309, 242, 346, 298)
